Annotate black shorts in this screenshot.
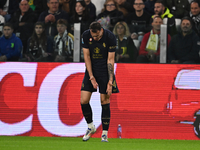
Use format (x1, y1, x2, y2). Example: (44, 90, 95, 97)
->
(81, 71, 119, 94)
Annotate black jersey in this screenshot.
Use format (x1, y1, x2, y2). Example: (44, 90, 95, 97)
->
(82, 28, 116, 76)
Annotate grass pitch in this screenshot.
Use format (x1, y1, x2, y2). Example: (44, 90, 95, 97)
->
(0, 136, 199, 150)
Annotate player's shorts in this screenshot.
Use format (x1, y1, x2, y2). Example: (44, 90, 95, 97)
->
(81, 71, 119, 94)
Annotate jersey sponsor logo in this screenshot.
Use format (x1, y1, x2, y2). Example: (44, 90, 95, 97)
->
(94, 47, 100, 54)
(109, 46, 116, 49)
(89, 42, 92, 45)
(103, 43, 106, 48)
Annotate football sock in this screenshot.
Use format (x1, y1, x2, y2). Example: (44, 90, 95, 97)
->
(102, 130, 108, 136)
(101, 103, 110, 131)
(81, 103, 93, 124)
(88, 122, 94, 129)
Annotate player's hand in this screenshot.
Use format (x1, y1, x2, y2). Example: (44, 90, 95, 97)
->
(106, 81, 113, 96)
(89, 76, 98, 89)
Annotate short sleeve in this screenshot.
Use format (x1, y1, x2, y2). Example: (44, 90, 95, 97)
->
(81, 31, 89, 49)
(108, 33, 117, 52)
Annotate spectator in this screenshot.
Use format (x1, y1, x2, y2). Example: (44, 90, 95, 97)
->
(136, 16, 171, 63)
(168, 16, 200, 64)
(70, 0, 92, 34)
(38, 0, 70, 37)
(0, 23, 22, 61)
(189, 0, 200, 37)
(96, 0, 124, 31)
(26, 22, 54, 62)
(164, 0, 190, 19)
(153, 0, 177, 36)
(54, 19, 74, 62)
(115, 0, 135, 17)
(59, 0, 76, 17)
(0, 0, 19, 22)
(144, 0, 156, 16)
(126, 0, 152, 43)
(9, 0, 37, 55)
(113, 21, 138, 62)
(84, 0, 96, 22)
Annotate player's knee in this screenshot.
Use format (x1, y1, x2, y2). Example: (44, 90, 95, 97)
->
(80, 98, 90, 104)
(101, 98, 110, 105)
(80, 91, 91, 104)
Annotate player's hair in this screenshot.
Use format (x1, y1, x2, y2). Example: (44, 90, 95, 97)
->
(113, 21, 130, 37)
(3, 23, 14, 29)
(57, 19, 68, 27)
(89, 22, 102, 33)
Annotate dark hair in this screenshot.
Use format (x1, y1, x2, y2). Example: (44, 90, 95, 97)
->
(21, 0, 29, 2)
(181, 16, 193, 25)
(3, 23, 14, 29)
(155, 0, 165, 7)
(72, 0, 88, 22)
(29, 22, 47, 51)
(57, 19, 68, 27)
(47, 0, 59, 3)
(89, 22, 102, 33)
(133, 0, 144, 4)
(191, 0, 200, 7)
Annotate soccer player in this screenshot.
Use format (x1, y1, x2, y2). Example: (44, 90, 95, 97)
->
(81, 21, 119, 142)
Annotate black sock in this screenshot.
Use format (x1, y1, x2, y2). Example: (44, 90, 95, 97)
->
(101, 103, 110, 131)
(81, 103, 93, 124)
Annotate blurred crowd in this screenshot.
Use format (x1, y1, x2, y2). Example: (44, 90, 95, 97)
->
(0, 0, 200, 64)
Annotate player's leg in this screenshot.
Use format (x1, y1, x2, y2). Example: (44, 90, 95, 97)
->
(81, 91, 96, 141)
(100, 93, 110, 142)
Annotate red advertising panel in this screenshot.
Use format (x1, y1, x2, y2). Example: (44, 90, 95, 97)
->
(0, 62, 200, 140)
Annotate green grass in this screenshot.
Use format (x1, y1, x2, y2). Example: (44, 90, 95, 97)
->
(0, 136, 199, 150)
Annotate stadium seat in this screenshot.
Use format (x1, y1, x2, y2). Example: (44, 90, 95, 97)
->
(0, 15, 5, 37)
(133, 39, 140, 50)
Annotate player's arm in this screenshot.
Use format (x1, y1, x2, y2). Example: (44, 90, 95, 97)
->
(106, 52, 115, 96)
(83, 47, 98, 89)
(107, 52, 115, 83)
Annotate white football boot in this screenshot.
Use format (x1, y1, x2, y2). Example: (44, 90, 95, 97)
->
(82, 126, 96, 141)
